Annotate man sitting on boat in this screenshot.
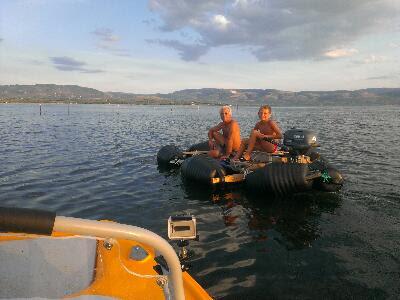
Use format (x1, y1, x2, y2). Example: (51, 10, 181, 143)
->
(233, 105, 282, 161)
(208, 105, 241, 159)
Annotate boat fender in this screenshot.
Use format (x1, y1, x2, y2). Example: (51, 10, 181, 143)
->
(245, 163, 313, 195)
(187, 141, 210, 152)
(157, 144, 183, 166)
(181, 154, 226, 185)
(313, 167, 344, 192)
(307, 156, 343, 192)
(0, 207, 56, 235)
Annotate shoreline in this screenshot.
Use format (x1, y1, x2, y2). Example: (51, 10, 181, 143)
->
(1, 101, 399, 107)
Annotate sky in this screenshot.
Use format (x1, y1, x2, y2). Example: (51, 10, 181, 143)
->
(0, 0, 399, 93)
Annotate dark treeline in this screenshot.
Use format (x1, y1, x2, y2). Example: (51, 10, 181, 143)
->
(1, 84, 399, 106)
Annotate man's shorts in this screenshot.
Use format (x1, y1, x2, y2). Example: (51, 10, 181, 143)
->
(217, 144, 237, 158)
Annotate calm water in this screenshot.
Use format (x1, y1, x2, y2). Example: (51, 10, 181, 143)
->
(1, 104, 399, 299)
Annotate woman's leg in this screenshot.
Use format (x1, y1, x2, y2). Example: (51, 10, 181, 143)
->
(243, 130, 263, 160)
(258, 140, 276, 153)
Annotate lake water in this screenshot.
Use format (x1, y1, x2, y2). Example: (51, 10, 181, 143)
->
(0, 104, 399, 299)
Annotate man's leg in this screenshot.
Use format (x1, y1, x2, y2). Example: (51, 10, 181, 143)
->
(212, 131, 225, 147)
(233, 138, 249, 160)
(208, 132, 225, 158)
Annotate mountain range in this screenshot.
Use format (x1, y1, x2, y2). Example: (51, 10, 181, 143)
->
(1, 84, 399, 106)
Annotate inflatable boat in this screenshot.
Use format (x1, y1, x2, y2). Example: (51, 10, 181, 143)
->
(0, 207, 212, 300)
(157, 129, 343, 195)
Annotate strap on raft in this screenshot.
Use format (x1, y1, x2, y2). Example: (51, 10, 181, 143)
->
(210, 154, 313, 185)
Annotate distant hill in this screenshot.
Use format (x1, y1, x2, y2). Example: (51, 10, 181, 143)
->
(1, 84, 399, 106)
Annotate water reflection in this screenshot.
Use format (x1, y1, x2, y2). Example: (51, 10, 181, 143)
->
(178, 181, 345, 298)
(182, 181, 342, 251)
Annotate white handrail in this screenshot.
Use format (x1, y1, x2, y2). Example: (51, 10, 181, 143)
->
(54, 216, 184, 300)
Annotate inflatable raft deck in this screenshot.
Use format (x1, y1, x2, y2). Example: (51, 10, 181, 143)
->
(157, 129, 344, 195)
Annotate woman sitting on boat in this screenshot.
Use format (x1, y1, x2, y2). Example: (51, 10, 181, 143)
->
(233, 105, 282, 161)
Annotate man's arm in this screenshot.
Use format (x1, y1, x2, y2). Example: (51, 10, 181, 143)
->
(208, 122, 223, 147)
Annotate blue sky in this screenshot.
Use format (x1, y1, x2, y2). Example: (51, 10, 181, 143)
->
(0, 0, 399, 93)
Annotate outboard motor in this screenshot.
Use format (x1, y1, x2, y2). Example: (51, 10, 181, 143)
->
(283, 129, 319, 155)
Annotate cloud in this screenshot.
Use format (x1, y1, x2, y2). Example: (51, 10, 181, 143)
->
(92, 28, 120, 43)
(91, 27, 131, 56)
(213, 14, 230, 29)
(28, 59, 45, 65)
(149, 0, 225, 31)
(50, 56, 103, 73)
(149, 0, 399, 61)
(323, 48, 358, 59)
(363, 55, 388, 64)
(147, 39, 208, 61)
(352, 54, 388, 64)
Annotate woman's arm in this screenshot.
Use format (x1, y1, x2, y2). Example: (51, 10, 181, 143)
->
(258, 121, 282, 139)
(270, 120, 282, 139)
